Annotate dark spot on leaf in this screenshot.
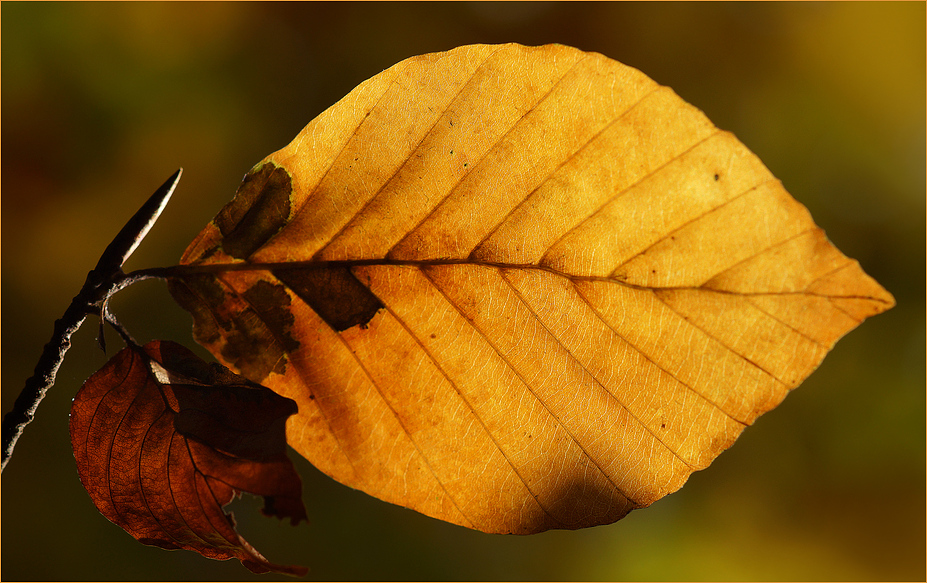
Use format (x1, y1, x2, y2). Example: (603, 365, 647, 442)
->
(168, 276, 223, 346)
(242, 280, 301, 358)
(194, 243, 223, 266)
(167, 275, 297, 383)
(713, 173, 720, 181)
(430, 333, 437, 339)
(273, 266, 384, 332)
(171, 381, 297, 462)
(215, 163, 293, 260)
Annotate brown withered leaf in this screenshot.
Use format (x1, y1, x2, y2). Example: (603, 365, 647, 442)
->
(69, 340, 307, 576)
(169, 43, 894, 534)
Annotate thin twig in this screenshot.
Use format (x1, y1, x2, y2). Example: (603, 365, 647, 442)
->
(103, 305, 140, 348)
(1, 169, 181, 472)
(1, 298, 95, 471)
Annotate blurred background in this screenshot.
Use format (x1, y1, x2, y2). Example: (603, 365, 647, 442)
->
(2, 3, 924, 580)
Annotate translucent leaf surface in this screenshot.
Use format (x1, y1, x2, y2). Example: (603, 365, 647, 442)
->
(169, 43, 894, 534)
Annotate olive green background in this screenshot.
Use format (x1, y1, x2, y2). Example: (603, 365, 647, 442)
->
(2, 2, 924, 580)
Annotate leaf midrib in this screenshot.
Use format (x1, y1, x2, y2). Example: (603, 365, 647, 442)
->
(164, 259, 891, 304)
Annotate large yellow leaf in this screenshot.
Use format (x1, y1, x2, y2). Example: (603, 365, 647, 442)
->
(169, 43, 894, 534)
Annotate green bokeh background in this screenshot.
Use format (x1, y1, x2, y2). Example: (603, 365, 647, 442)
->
(2, 3, 924, 580)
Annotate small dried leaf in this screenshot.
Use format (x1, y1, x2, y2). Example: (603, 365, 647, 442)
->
(69, 340, 307, 576)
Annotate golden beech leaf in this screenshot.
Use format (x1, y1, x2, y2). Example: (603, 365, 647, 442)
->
(169, 43, 894, 534)
(69, 340, 308, 576)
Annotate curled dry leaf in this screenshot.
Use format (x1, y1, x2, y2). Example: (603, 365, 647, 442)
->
(169, 43, 894, 534)
(69, 340, 307, 576)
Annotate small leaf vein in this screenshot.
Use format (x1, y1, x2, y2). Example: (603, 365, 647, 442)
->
(499, 268, 696, 470)
(540, 129, 722, 266)
(423, 265, 637, 509)
(569, 280, 750, 426)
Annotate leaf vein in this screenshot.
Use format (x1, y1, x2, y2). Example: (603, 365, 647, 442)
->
(316, 47, 506, 261)
(105, 359, 151, 527)
(651, 290, 791, 387)
(802, 261, 863, 323)
(327, 303, 480, 531)
(423, 265, 638, 510)
(499, 268, 697, 470)
(608, 177, 781, 277)
(136, 408, 187, 548)
(166, 432, 215, 548)
(387, 53, 593, 259)
(742, 296, 828, 349)
(569, 280, 750, 427)
(469, 82, 663, 259)
(376, 299, 518, 531)
(89, 348, 137, 526)
(184, 438, 238, 548)
(258, 67, 402, 254)
(539, 129, 722, 266)
(699, 227, 817, 289)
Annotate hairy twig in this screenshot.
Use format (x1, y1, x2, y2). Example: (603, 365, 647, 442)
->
(1, 169, 182, 472)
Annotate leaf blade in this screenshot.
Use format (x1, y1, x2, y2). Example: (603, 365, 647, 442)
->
(70, 341, 307, 575)
(170, 43, 894, 534)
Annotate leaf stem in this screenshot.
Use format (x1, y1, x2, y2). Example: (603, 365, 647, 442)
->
(1, 169, 182, 472)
